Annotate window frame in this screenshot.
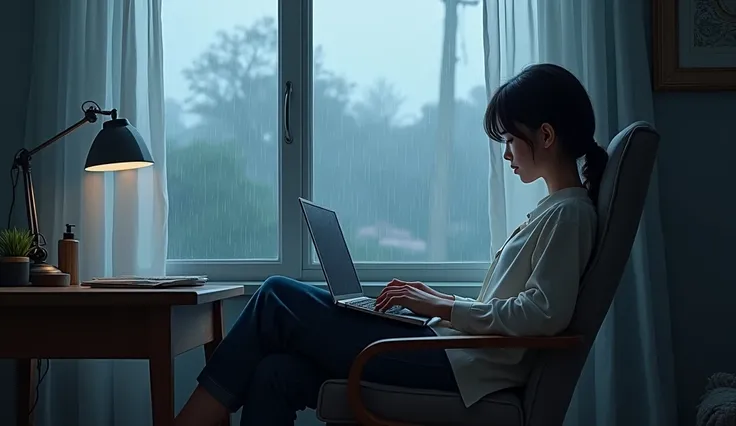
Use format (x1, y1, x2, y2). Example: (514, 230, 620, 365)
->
(165, 0, 490, 284)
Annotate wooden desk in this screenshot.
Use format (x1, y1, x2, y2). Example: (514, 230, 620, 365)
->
(0, 284, 245, 426)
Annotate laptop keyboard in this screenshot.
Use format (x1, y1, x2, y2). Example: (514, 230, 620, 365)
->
(348, 298, 405, 315)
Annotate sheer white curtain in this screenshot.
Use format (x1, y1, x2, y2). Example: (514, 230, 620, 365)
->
(22, 0, 167, 425)
(483, 0, 677, 425)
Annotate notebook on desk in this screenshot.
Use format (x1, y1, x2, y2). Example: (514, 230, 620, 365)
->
(82, 276, 208, 289)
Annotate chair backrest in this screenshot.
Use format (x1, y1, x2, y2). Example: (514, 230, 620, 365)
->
(521, 122, 660, 426)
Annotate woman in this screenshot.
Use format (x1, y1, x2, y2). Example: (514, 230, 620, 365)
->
(175, 63, 608, 426)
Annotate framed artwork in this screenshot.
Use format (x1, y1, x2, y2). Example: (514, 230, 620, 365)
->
(653, 0, 736, 90)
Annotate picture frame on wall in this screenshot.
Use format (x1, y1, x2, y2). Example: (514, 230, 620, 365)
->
(653, 0, 736, 91)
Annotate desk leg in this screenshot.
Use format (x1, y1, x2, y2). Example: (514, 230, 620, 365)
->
(204, 300, 230, 426)
(16, 359, 38, 426)
(150, 308, 175, 426)
(150, 351, 174, 426)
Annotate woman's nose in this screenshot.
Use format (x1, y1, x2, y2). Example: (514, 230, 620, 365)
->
(503, 145, 512, 161)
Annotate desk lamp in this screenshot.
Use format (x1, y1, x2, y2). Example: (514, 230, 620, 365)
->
(10, 100, 154, 286)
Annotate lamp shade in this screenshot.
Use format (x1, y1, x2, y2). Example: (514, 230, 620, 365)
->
(84, 118, 154, 172)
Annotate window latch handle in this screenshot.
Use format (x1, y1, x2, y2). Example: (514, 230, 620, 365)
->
(283, 81, 293, 144)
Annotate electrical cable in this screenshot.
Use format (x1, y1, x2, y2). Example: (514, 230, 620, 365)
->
(7, 149, 22, 229)
(28, 359, 49, 416)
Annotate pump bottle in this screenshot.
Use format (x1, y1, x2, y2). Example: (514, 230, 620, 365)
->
(58, 224, 79, 286)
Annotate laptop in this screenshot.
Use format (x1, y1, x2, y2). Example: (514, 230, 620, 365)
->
(299, 198, 439, 327)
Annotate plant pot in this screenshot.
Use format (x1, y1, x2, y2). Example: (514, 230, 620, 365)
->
(0, 256, 31, 287)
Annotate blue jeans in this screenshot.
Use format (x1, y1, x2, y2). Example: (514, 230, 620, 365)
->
(198, 276, 458, 426)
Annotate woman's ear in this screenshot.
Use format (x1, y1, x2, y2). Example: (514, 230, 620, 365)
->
(539, 123, 556, 149)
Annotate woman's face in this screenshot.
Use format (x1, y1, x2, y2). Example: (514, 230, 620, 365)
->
(502, 134, 541, 184)
(501, 123, 557, 184)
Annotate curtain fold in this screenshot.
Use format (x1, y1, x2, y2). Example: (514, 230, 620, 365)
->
(482, 0, 677, 424)
(22, 1, 167, 425)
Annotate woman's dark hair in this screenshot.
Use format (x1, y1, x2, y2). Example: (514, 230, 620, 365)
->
(484, 63, 608, 203)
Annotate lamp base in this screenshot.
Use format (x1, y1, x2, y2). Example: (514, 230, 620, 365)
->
(29, 261, 70, 287)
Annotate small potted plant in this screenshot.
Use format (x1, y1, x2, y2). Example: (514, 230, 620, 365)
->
(0, 228, 33, 287)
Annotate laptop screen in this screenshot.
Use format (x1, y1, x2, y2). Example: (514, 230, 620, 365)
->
(299, 199, 363, 298)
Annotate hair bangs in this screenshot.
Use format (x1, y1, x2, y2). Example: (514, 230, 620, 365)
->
(484, 83, 524, 143)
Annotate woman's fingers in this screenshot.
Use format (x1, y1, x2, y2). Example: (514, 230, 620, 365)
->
(376, 289, 399, 306)
(377, 284, 405, 303)
(385, 278, 404, 288)
(376, 288, 406, 310)
(377, 281, 397, 301)
(376, 295, 405, 312)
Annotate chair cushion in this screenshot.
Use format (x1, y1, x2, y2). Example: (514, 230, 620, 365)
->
(316, 380, 524, 426)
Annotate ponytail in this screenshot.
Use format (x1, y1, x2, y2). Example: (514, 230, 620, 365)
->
(582, 142, 608, 204)
(482, 63, 605, 199)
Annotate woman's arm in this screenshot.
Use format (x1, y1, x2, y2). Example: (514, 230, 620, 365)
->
(450, 214, 593, 336)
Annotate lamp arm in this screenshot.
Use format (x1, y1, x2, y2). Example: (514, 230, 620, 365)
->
(19, 158, 41, 259)
(11, 101, 117, 264)
(26, 102, 117, 157)
(26, 116, 91, 158)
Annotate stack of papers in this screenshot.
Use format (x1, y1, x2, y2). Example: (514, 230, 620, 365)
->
(83, 275, 208, 289)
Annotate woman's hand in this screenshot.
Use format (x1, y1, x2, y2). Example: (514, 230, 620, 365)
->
(381, 279, 454, 301)
(375, 280, 453, 320)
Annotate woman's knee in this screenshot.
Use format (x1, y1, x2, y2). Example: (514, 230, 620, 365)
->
(256, 275, 332, 319)
(260, 275, 302, 298)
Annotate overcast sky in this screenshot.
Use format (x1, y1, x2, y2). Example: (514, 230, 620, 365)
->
(162, 0, 486, 121)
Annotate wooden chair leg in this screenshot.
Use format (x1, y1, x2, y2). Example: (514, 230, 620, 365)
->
(204, 300, 230, 426)
(16, 358, 38, 426)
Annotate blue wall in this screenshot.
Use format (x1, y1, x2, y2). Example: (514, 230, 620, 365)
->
(655, 91, 736, 423)
(0, 0, 35, 421)
(2, 2, 736, 425)
(0, 0, 33, 228)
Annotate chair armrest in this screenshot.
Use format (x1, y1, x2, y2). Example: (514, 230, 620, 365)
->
(347, 334, 582, 426)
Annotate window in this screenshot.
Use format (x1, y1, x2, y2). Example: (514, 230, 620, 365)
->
(164, 0, 491, 282)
